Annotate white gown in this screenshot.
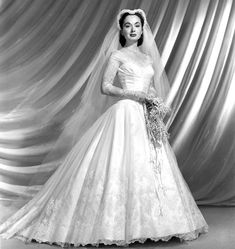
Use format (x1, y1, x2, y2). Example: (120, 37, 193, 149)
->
(0, 49, 208, 247)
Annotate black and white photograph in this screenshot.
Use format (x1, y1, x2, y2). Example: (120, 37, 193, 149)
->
(0, 0, 234, 249)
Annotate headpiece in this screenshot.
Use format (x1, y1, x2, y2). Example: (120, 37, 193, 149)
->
(116, 8, 147, 30)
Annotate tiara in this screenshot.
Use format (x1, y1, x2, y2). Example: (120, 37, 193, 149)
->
(116, 9, 147, 30)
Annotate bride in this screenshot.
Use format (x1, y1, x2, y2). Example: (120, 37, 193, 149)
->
(0, 9, 208, 247)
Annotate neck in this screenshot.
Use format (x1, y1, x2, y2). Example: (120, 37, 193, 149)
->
(124, 43, 139, 52)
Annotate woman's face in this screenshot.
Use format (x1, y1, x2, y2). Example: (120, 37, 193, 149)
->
(122, 15, 142, 45)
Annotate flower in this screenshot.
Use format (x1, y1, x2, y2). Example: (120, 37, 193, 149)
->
(143, 96, 171, 148)
(145, 96, 171, 118)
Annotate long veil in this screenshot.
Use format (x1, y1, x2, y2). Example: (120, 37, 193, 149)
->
(2, 9, 170, 221)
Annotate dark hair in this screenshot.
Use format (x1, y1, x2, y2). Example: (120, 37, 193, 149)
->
(119, 12, 144, 47)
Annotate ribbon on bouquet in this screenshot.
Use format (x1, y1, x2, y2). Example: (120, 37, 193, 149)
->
(143, 96, 171, 216)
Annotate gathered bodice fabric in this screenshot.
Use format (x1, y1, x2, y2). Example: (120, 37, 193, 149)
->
(117, 51, 154, 93)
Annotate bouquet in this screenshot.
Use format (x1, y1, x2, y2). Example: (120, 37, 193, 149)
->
(143, 96, 171, 148)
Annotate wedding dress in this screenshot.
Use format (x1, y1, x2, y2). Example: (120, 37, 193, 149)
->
(0, 49, 208, 247)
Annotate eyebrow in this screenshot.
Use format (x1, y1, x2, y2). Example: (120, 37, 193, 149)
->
(124, 21, 141, 25)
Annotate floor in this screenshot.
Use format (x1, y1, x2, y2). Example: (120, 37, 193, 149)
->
(0, 206, 234, 249)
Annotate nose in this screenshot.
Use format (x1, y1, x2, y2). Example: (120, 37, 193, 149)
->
(131, 26, 135, 32)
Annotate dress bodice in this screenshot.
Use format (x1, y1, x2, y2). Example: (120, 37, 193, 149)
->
(102, 49, 155, 95)
(117, 50, 154, 93)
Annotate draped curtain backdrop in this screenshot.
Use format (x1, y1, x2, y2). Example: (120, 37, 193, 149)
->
(0, 0, 235, 219)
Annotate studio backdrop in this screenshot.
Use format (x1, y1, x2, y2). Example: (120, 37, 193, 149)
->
(0, 0, 234, 220)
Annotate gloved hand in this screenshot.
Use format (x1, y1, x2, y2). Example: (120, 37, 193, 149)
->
(121, 89, 148, 102)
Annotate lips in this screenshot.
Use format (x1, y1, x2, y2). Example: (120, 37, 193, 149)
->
(130, 33, 136, 37)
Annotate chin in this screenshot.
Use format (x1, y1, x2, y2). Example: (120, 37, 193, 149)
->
(127, 37, 139, 42)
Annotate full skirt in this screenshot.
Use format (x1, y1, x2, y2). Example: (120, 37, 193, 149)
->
(0, 99, 209, 246)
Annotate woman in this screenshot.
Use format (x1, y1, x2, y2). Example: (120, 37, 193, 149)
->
(0, 9, 208, 247)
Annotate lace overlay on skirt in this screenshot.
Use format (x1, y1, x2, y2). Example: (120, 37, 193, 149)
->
(0, 99, 209, 247)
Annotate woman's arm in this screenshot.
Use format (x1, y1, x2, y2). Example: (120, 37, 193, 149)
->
(101, 51, 124, 97)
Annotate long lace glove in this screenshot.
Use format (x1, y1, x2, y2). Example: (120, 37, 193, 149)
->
(121, 89, 149, 102)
